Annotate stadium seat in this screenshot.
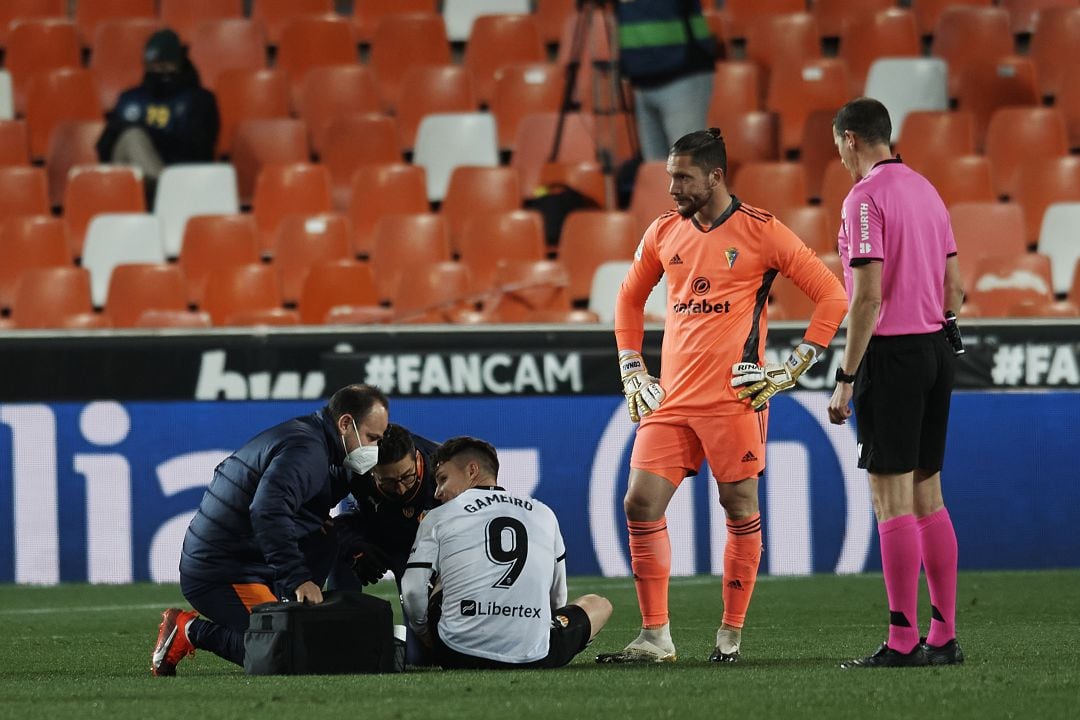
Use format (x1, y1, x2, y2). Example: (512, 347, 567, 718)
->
(1014, 156, 1080, 244)
(214, 69, 292, 157)
(0, 120, 30, 166)
(774, 205, 834, 256)
(948, 202, 1028, 290)
(272, 213, 352, 304)
(820, 158, 853, 242)
(177, 214, 260, 305)
(520, 308, 599, 324)
(0, 215, 69, 310)
(1008, 296, 1080, 317)
(370, 213, 452, 304)
(1056, 68, 1080, 149)
(1036, 202, 1080, 294)
(486, 259, 571, 322)
(814, 0, 896, 39)
(707, 62, 765, 121)
(913, 0, 993, 37)
(352, 0, 436, 43)
(160, 0, 243, 44)
(89, 18, 162, 111)
(798, 109, 839, 202)
(535, 0, 575, 45)
(134, 309, 213, 328)
(863, 58, 949, 145)
(103, 263, 188, 328)
(63, 165, 146, 259)
(251, 163, 332, 255)
(323, 305, 394, 325)
(396, 65, 477, 152)
(392, 261, 475, 323)
(536, 161, 606, 207)
(276, 15, 358, 110)
(0, 0, 65, 48)
(444, 0, 530, 42)
(967, 252, 1054, 315)
(955, 57, 1042, 152)
(712, 111, 780, 181)
(73, 0, 154, 46)
(154, 164, 240, 258)
(346, 163, 429, 257)
(490, 63, 565, 151)
(896, 111, 975, 175)
(297, 259, 379, 325)
(11, 266, 94, 329)
(457, 210, 547, 295)
(369, 13, 451, 114)
(201, 263, 283, 325)
(230, 118, 311, 206)
(0, 70, 13, 120)
(441, 166, 522, 254)
(629, 161, 675, 235)
(0, 166, 49, 229)
(321, 114, 402, 209)
(841, 9, 920, 98)
(588, 260, 669, 323)
(511, 112, 604, 199)
(250, 0, 334, 45)
(45, 120, 106, 210)
(769, 252, 844, 320)
(413, 112, 499, 202)
(6, 19, 81, 116)
(1000, 0, 1078, 35)
(744, 12, 821, 90)
(297, 66, 381, 155)
(766, 58, 850, 154)
(922, 155, 996, 207)
(464, 14, 545, 105)
(224, 307, 300, 326)
(732, 162, 808, 214)
(188, 19, 267, 92)
(721, 0, 805, 40)
(933, 4, 1016, 95)
(556, 210, 639, 303)
(81, 213, 165, 307)
(985, 107, 1068, 199)
(1030, 7, 1080, 99)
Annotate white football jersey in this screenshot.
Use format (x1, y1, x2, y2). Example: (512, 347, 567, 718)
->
(401, 487, 567, 664)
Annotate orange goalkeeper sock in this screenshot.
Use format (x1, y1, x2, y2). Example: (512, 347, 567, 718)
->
(628, 517, 671, 627)
(722, 513, 762, 629)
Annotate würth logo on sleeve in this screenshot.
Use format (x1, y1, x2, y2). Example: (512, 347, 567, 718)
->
(858, 202, 872, 254)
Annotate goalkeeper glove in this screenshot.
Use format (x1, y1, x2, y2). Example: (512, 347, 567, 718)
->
(731, 343, 819, 410)
(619, 350, 666, 423)
(349, 540, 390, 586)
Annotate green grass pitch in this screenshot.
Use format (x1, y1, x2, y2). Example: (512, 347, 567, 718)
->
(1, 570, 1077, 720)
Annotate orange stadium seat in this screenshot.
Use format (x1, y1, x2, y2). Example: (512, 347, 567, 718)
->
(297, 66, 381, 155)
(159, 0, 243, 44)
(103, 263, 188, 328)
(201, 263, 283, 325)
(490, 63, 565, 151)
(732, 162, 808, 214)
(932, 6, 1015, 98)
(89, 18, 163, 111)
(954, 57, 1041, 152)
(948, 202, 1028, 290)
(73, 0, 154, 46)
(298, 259, 379, 324)
(537, 161, 606, 207)
(62, 166, 146, 259)
(464, 14, 546, 106)
(1014, 156, 1080, 244)
(896, 111, 975, 175)
(1008, 297, 1080, 318)
(0, 0, 65, 48)
(707, 62, 765, 121)
(556, 210, 639, 303)
(352, 0, 436, 44)
(985, 107, 1068, 199)
(1000, 0, 1078, 35)
(321, 114, 402, 209)
(392, 261, 474, 323)
(1030, 7, 1080, 99)
(457, 210, 547, 295)
(535, 0, 575, 45)
(395, 65, 477, 152)
(11, 266, 94, 329)
(1056, 69, 1080, 149)
(820, 158, 853, 241)
(214, 69, 292, 157)
(177, 214, 260, 305)
(134, 309, 213, 328)
(0, 121, 30, 167)
(250, 0, 334, 45)
(0, 166, 49, 228)
(0, 215, 69, 310)
(231, 118, 311, 206)
(272, 213, 352, 304)
(840, 9, 920, 97)
(45, 120, 105, 210)
(744, 13, 821, 90)
(188, 19, 267, 92)
(370, 213, 452, 304)
(775, 205, 835, 256)
(967, 252, 1054, 315)
(813, 0, 896, 39)
(224, 307, 301, 326)
(711, 111, 780, 180)
(251, 163, 332, 254)
(629, 161, 676, 235)
(922, 155, 995, 207)
(323, 305, 394, 325)
(6, 19, 81, 115)
(486, 259, 572, 322)
(721, 0, 805, 40)
(441, 166, 522, 254)
(914, 0, 993, 37)
(369, 13, 451, 114)
(346, 163, 429, 257)
(766, 58, 850, 154)
(276, 15, 358, 109)
(799, 109, 840, 201)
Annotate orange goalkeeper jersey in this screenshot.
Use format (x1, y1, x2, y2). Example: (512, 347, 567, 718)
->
(614, 198, 848, 417)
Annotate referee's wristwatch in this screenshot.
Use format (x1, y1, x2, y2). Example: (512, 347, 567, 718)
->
(835, 368, 857, 384)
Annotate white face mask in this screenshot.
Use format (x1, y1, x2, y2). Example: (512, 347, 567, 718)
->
(342, 419, 379, 475)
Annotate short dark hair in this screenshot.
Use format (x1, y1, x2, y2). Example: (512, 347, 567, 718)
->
(377, 423, 415, 465)
(833, 97, 892, 147)
(669, 128, 727, 175)
(433, 436, 499, 480)
(327, 384, 388, 424)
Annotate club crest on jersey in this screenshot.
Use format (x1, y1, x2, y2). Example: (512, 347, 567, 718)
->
(724, 247, 738, 269)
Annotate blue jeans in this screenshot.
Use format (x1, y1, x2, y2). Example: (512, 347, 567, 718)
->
(633, 71, 714, 161)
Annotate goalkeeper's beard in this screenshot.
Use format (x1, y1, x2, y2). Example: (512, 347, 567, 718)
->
(674, 188, 712, 218)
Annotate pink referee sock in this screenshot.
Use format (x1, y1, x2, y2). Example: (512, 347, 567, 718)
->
(918, 508, 958, 647)
(879, 514, 921, 654)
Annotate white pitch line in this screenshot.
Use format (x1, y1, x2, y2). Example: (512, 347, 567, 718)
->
(0, 602, 167, 617)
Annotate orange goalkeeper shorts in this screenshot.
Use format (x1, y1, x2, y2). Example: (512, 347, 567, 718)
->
(630, 409, 768, 485)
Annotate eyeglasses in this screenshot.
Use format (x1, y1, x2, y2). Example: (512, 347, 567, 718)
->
(372, 469, 419, 492)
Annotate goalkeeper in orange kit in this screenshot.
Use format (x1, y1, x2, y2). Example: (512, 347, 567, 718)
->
(596, 129, 847, 664)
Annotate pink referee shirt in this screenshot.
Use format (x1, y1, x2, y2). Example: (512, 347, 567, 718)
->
(838, 159, 957, 336)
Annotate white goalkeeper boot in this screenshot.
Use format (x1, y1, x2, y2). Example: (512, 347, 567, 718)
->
(595, 623, 677, 664)
(709, 627, 741, 663)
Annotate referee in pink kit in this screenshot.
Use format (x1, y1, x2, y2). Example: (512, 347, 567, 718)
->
(827, 98, 966, 668)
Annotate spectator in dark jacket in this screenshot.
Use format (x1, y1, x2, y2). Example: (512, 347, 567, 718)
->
(149, 384, 389, 676)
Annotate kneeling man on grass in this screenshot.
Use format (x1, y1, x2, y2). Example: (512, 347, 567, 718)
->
(401, 436, 612, 669)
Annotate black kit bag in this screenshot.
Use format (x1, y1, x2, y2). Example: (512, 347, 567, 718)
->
(243, 590, 404, 675)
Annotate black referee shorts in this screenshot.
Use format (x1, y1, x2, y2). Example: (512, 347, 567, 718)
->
(853, 331, 955, 474)
(433, 604, 592, 670)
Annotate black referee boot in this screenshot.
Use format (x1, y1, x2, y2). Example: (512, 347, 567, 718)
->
(921, 637, 965, 665)
(839, 642, 928, 669)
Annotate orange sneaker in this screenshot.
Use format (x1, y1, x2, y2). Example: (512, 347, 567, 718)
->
(151, 608, 197, 677)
